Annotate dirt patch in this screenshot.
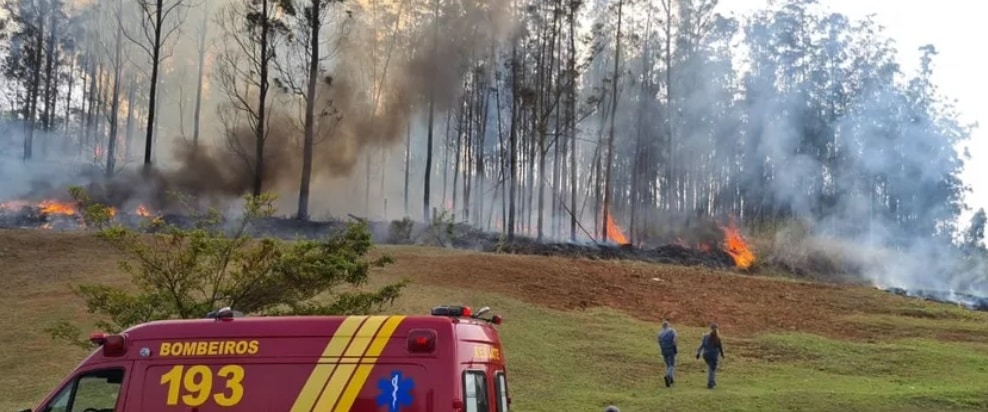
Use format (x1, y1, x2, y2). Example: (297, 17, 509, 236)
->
(2, 228, 985, 342)
(378, 247, 873, 337)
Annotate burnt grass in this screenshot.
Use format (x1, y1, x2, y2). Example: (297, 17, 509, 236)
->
(3, 208, 985, 311)
(1, 209, 737, 269)
(220, 214, 735, 269)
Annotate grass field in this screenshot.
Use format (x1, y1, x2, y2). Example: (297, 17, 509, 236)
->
(2, 228, 987, 411)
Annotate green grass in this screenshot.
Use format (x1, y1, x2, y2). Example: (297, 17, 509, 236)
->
(4, 282, 988, 411)
(484, 295, 988, 411)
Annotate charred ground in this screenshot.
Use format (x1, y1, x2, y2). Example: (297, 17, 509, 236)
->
(4, 196, 988, 314)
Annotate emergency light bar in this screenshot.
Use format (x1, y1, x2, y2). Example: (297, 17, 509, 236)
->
(207, 306, 244, 321)
(89, 332, 127, 357)
(430, 305, 503, 325)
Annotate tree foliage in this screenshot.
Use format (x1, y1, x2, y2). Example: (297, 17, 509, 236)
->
(47, 188, 407, 348)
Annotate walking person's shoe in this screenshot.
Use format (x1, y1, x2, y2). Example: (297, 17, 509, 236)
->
(664, 375, 671, 387)
(670, 376, 675, 385)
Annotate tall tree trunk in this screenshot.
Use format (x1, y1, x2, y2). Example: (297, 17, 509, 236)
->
(442, 109, 452, 209)
(630, 11, 653, 244)
(602, 0, 623, 243)
(506, 1, 519, 240)
(568, 2, 578, 241)
(96, 65, 108, 158)
(192, 1, 209, 148)
(474, 61, 490, 228)
(423, 93, 436, 221)
(62, 56, 76, 156)
(663, 0, 675, 211)
(42, 0, 58, 157)
(142, 0, 165, 178)
(82, 61, 97, 156)
(253, 0, 271, 196)
(452, 101, 463, 215)
(106, 0, 124, 177)
(403, 116, 411, 215)
(297, 0, 320, 220)
(24, 8, 46, 161)
(42, 0, 56, 127)
(422, 0, 439, 222)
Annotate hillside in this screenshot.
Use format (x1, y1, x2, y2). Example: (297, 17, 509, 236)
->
(2, 228, 987, 411)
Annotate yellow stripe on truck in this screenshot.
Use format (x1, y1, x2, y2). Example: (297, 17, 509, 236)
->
(310, 316, 389, 411)
(333, 316, 406, 412)
(290, 316, 367, 412)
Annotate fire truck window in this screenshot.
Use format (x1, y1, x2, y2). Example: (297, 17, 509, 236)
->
(462, 370, 490, 412)
(44, 368, 124, 412)
(494, 372, 509, 412)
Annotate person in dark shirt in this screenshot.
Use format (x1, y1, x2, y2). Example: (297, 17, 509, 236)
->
(656, 321, 678, 387)
(695, 323, 725, 389)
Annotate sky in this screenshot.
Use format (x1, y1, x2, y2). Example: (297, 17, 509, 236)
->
(720, 0, 988, 225)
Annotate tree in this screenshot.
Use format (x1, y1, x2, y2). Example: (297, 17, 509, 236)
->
(962, 208, 986, 252)
(105, 0, 125, 176)
(215, 0, 295, 197)
(47, 188, 409, 347)
(124, 0, 190, 179)
(290, 0, 345, 221)
(190, 0, 210, 148)
(1, 0, 47, 160)
(600, 0, 623, 243)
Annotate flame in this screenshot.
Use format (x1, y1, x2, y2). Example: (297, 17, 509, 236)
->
(38, 200, 77, 216)
(136, 204, 151, 217)
(604, 211, 629, 245)
(720, 220, 756, 269)
(2, 199, 119, 221)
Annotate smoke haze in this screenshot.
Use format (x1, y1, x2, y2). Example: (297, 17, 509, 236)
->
(0, 0, 984, 300)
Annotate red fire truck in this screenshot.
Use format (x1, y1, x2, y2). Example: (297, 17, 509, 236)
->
(24, 305, 509, 412)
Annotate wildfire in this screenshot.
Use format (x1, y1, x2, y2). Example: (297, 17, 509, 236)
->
(604, 211, 629, 245)
(0, 199, 135, 221)
(720, 220, 756, 269)
(38, 200, 77, 216)
(136, 204, 151, 217)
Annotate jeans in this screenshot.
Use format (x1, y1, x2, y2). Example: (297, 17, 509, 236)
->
(704, 356, 718, 388)
(662, 353, 676, 378)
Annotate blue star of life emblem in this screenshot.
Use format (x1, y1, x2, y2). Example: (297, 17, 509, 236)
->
(375, 370, 414, 412)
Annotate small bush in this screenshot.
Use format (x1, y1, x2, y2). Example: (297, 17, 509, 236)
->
(47, 188, 409, 348)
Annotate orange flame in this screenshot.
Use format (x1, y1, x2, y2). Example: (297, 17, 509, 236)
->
(720, 220, 756, 269)
(604, 211, 629, 245)
(38, 200, 77, 216)
(3, 199, 119, 220)
(136, 204, 151, 217)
